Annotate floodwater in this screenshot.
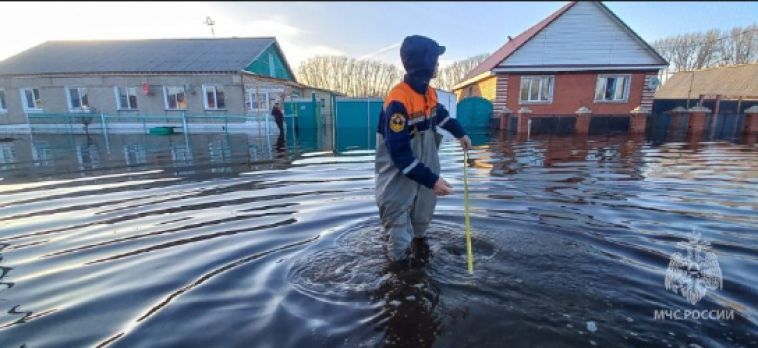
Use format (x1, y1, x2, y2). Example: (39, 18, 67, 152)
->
(0, 124, 756, 347)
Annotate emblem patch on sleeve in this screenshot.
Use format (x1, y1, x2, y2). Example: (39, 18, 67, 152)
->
(390, 113, 406, 133)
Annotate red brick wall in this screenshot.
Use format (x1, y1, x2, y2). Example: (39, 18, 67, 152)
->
(505, 71, 658, 115)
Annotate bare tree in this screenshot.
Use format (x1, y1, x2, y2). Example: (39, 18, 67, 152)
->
(297, 54, 492, 96)
(692, 29, 720, 69)
(718, 24, 758, 65)
(297, 56, 403, 97)
(432, 54, 489, 91)
(653, 23, 757, 74)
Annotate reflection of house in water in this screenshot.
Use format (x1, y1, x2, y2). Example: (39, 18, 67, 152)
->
(75, 140, 101, 172)
(0, 143, 17, 171)
(492, 134, 644, 178)
(248, 141, 273, 162)
(0, 132, 335, 182)
(123, 143, 148, 166)
(170, 144, 194, 164)
(31, 140, 54, 167)
(208, 136, 232, 173)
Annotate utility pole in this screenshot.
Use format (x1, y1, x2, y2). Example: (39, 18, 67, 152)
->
(205, 16, 216, 38)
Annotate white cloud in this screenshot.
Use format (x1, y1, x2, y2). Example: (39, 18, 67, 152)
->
(232, 18, 343, 67)
(358, 42, 401, 60)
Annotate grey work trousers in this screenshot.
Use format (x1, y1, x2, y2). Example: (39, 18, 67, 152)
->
(375, 128, 443, 261)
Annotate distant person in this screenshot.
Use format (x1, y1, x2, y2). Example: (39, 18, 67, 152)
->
(375, 35, 471, 270)
(274, 132, 289, 161)
(271, 102, 284, 134)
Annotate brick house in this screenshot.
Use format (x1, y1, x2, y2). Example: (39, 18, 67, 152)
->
(452, 1, 668, 117)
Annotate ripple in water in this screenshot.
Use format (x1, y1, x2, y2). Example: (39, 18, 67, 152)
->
(0, 132, 756, 347)
(287, 218, 501, 299)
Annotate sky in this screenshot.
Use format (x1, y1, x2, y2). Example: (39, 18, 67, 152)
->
(1, 1, 756, 69)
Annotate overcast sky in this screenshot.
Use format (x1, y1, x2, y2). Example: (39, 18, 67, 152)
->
(1, 1, 756, 69)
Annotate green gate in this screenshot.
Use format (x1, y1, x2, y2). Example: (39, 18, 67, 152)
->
(334, 98, 383, 129)
(334, 98, 383, 152)
(284, 97, 319, 130)
(456, 96, 493, 129)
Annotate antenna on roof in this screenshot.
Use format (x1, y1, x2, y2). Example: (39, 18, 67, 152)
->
(205, 16, 216, 38)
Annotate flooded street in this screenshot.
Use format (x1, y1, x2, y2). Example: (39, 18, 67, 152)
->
(0, 127, 756, 347)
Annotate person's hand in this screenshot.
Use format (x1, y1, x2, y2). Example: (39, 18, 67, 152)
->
(433, 177, 454, 196)
(458, 135, 472, 152)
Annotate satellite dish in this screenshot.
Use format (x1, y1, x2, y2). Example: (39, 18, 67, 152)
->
(647, 76, 661, 90)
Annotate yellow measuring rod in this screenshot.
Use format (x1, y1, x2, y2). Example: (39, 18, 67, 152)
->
(463, 150, 474, 274)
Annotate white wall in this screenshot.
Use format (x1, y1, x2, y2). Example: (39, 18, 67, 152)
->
(436, 89, 458, 119)
(501, 2, 662, 67)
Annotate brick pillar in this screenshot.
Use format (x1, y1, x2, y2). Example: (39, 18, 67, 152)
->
(742, 105, 758, 134)
(629, 106, 648, 134)
(575, 106, 591, 136)
(517, 107, 531, 135)
(497, 106, 513, 130)
(687, 106, 710, 135)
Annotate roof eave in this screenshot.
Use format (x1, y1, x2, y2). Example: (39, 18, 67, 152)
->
(596, 2, 669, 66)
(492, 64, 667, 73)
(240, 70, 301, 86)
(460, 1, 578, 82)
(451, 71, 495, 91)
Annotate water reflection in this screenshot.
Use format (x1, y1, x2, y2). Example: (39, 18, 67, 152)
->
(0, 116, 753, 183)
(0, 119, 756, 347)
(0, 130, 331, 183)
(0, 142, 17, 171)
(372, 268, 442, 348)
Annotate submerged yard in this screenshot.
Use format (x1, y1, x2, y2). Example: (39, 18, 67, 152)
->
(0, 126, 756, 347)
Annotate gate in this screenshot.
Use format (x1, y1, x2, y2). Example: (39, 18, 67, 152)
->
(456, 96, 493, 129)
(334, 98, 383, 152)
(284, 97, 319, 131)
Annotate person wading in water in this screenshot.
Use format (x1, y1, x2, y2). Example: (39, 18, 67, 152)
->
(375, 35, 471, 271)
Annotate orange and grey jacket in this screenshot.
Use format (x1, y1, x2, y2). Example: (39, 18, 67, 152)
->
(376, 82, 466, 188)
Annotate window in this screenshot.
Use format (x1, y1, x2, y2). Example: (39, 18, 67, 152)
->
(0, 89, 6, 113)
(203, 85, 226, 110)
(114, 86, 138, 110)
(595, 75, 630, 102)
(519, 76, 554, 103)
(66, 87, 90, 112)
(164, 86, 187, 110)
(20, 88, 43, 112)
(247, 91, 269, 112)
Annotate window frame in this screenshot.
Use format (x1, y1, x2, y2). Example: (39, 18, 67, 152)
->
(202, 85, 226, 110)
(519, 75, 554, 104)
(65, 86, 91, 112)
(247, 91, 270, 113)
(163, 85, 188, 111)
(20, 88, 43, 113)
(114, 86, 139, 111)
(0, 89, 7, 113)
(594, 74, 632, 103)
